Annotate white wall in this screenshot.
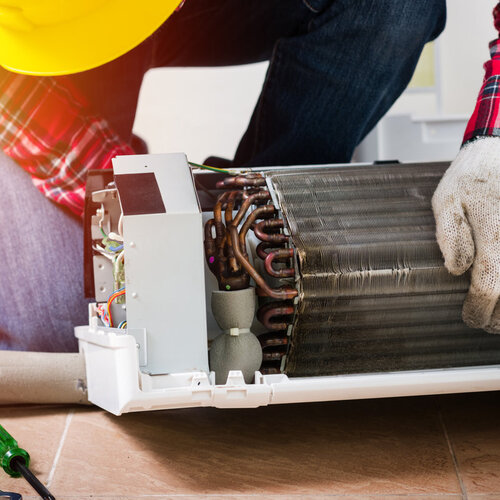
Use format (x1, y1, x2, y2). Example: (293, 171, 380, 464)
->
(133, 63, 268, 163)
(439, 0, 496, 115)
(391, 0, 496, 117)
(133, 1, 497, 162)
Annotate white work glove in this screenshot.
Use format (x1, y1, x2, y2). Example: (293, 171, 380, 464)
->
(432, 136, 500, 333)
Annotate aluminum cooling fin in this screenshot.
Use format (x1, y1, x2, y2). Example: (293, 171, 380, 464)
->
(266, 162, 500, 377)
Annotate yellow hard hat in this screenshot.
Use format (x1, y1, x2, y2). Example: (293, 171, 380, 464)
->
(0, 1, 180, 76)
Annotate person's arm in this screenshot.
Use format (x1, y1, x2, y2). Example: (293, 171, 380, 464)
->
(462, 3, 500, 144)
(432, 2, 500, 333)
(0, 70, 134, 217)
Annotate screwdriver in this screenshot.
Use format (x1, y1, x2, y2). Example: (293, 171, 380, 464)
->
(0, 424, 56, 499)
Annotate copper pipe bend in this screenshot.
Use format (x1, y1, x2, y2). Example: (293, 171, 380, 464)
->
(264, 248, 295, 278)
(229, 225, 298, 300)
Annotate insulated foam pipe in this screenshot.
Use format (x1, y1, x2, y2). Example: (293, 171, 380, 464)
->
(0, 351, 88, 405)
(211, 287, 256, 331)
(210, 288, 263, 384)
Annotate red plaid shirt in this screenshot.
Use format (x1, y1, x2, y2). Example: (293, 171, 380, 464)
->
(0, 4, 499, 217)
(463, 2, 500, 144)
(0, 72, 134, 216)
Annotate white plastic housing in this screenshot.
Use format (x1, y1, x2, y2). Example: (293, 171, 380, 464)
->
(76, 323, 500, 415)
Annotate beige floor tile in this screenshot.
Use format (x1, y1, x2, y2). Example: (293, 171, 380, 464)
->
(439, 391, 500, 495)
(37, 494, 465, 499)
(50, 397, 460, 497)
(0, 405, 70, 497)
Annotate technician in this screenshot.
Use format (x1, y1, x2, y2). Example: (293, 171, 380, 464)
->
(0, 0, 498, 351)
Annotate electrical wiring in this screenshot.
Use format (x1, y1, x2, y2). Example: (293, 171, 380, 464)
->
(98, 205, 108, 238)
(108, 231, 123, 242)
(118, 213, 124, 238)
(113, 250, 125, 291)
(107, 287, 125, 327)
(96, 303, 110, 327)
(188, 161, 236, 175)
(92, 245, 115, 261)
(117, 321, 127, 329)
(97, 234, 123, 253)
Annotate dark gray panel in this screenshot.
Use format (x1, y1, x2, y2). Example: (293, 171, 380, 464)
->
(115, 173, 166, 216)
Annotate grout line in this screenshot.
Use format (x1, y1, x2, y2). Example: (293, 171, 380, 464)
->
(439, 410, 468, 500)
(46, 409, 74, 488)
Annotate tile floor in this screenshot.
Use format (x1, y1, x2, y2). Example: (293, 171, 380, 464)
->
(0, 391, 500, 499)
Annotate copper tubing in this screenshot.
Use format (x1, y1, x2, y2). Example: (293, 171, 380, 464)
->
(214, 245, 249, 290)
(256, 242, 276, 260)
(205, 186, 280, 292)
(216, 251, 227, 286)
(219, 272, 250, 291)
(216, 174, 266, 189)
(229, 225, 298, 300)
(257, 302, 295, 330)
(264, 248, 295, 278)
(263, 351, 286, 361)
(261, 366, 281, 375)
(238, 205, 275, 254)
(225, 191, 244, 273)
(213, 191, 230, 248)
(226, 245, 240, 274)
(204, 218, 217, 271)
(232, 191, 271, 228)
(225, 190, 243, 226)
(254, 219, 289, 244)
(259, 333, 289, 348)
(213, 190, 241, 274)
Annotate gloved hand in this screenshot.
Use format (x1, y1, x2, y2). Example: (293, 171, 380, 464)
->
(432, 136, 500, 333)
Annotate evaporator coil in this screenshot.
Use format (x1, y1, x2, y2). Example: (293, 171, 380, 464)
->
(205, 161, 500, 379)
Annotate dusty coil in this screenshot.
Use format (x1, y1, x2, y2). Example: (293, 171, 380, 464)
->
(267, 162, 500, 376)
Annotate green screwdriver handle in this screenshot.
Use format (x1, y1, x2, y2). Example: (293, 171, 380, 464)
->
(0, 424, 30, 477)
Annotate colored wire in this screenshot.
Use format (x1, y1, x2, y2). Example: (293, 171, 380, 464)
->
(107, 287, 125, 328)
(92, 245, 115, 261)
(118, 213, 124, 238)
(96, 304, 110, 327)
(117, 321, 127, 329)
(113, 250, 125, 291)
(188, 161, 236, 175)
(109, 244, 124, 252)
(100, 226, 107, 238)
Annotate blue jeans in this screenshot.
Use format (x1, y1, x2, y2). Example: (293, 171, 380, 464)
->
(1, 0, 446, 351)
(69, 0, 446, 164)
(0, 154, 86, 351)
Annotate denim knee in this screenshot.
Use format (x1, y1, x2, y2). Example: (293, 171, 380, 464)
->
(309, 0, 446, 54)
(375, 0, 447, 50)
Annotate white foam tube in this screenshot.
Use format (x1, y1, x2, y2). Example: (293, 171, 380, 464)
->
(0, 351, 88, 405)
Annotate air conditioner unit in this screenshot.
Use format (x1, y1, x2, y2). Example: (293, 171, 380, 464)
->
(76, 153, 500, 415)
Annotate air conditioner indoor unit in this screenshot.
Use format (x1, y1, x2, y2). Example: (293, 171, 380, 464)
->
(76, 153, 500, 415)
